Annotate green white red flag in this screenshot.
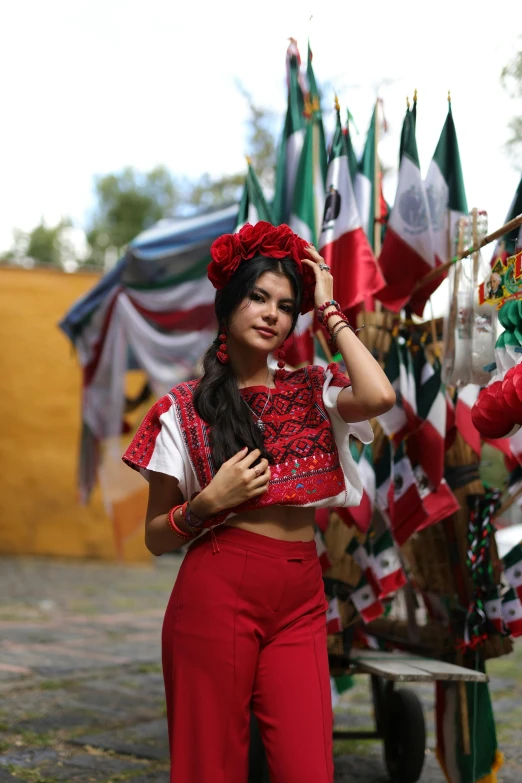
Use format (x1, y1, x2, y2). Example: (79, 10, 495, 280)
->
(502, 587, 522, 637)
(378, 338, 414, 445)
(289, 41, 327, 246)
(410, 98, 468, 315)
(407, 347, 447, 486)
(346, 536, 381, 596)
(484, 589, 504, 634)
(273, 40, 306, 225)
(377, 107, 434, 315)
(413, 464, 460, 530)
(491, 176, 522, 264)
(389, 442, 429, 546)
(336, 443, 375, 533)
(236, 159, 274, 230)
(326, 596, 343, 634)
(343, 109, 359, 187)
(354, 100, 389, 253)
(371, 530, 407, 598)
(350, 574, 384, 623)
(502, 543, 522, 601)
(318, 101, 384, 312)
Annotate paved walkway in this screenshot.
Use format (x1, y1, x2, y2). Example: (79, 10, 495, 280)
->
(0, 555, 521, 782)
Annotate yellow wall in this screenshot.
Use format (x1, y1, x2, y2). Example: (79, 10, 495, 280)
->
(0, 266, 150, 562)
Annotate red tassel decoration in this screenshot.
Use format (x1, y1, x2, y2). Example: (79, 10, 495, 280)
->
(275, 347, 286, 380)
(217, 330, 229, 364)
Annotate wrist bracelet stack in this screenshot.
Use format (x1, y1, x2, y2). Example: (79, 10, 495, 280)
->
(167, 502, 195, 541)
(315, 300, 364, 352)
(166, 493, 209, 542)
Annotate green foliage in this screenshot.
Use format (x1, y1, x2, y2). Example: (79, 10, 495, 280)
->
(25, 219, 71, 266)
(86, 165, 181, 265)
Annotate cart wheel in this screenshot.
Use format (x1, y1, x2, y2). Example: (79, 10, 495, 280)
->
(384, 688, 426, 783)
(248, 711, 269, 783)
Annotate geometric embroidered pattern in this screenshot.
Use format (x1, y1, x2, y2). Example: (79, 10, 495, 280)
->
(123, 362, 352, 527)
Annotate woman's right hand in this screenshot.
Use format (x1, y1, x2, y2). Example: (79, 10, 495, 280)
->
(206, 447, 271, 511)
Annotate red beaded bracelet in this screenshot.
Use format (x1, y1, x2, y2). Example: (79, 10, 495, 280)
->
(323, 310, 348, 329)
(167, 505, 195, 541)
(317, 300, 340, 323)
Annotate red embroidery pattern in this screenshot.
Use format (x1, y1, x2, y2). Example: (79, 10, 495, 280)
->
(169, 365, 349, 524)
(122, 395, 173, 470)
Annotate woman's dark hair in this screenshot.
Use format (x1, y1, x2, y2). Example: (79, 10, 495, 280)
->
(193, 254, 303, 470)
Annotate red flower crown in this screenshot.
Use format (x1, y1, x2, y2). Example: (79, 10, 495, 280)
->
(207, 221, 316, 315)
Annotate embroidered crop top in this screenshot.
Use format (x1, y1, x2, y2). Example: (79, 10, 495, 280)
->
(122, 363, 373, 526)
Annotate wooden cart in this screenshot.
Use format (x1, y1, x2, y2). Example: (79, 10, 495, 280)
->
(248, 649, 488, 783)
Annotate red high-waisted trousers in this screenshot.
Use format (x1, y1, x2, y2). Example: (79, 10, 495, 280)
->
(162, 524, 334, 782)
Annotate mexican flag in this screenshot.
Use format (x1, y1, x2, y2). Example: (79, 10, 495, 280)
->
(235, 159, 274, 230)
(326, 596, 343, 634)
(398, 340, 419, 430)
(318, 101, 385, 312)
(484, 589, 504, 634)
(289, 41, 327, 246)
(343, 109, 359, 186)
(350, 575, 384, 623)
(491, 175, 522, 264)
(315, 528, 332, 573)
(502, 543, 522, 601)
(407, 346, 447, 486)
(436, 668, 503, 783)
(502, 587, 522, 637)
(377, 107, 435, 315)
(413, 464, 460, 530)
(273, 40, 306, 225)
(389, 443, 428, 546)
(355, 100, 389, 252)
(377, 338, 410, 444)
(372, 530, 407, 598)
(346, 536, 381, 596)
(410, 98, 468, 315)
(336, 443, 375, 533)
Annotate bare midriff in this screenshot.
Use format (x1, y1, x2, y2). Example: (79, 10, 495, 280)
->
(222, 506, 316, 542)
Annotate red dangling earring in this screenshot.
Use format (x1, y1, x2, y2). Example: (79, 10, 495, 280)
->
(216, 327, 229, 364)
(275, 346, 286, 380)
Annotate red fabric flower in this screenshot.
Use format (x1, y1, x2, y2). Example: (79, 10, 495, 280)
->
(471, 382, 516, 439)
(207, 222, 316, 315)
(207, 233, 241, 289)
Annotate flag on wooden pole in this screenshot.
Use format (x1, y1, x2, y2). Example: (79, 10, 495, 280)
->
(410, 95, 468, 315)
(273, 40, 306, 225)
(289, 41, 327, 245)
(319, 98, 384, 312)
(376, 105, 434, 314)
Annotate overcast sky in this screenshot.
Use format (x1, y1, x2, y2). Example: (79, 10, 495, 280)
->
(1, 0, 521, 257)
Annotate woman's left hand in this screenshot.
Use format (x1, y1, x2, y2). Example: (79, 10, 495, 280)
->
(301, 245, 335, 309)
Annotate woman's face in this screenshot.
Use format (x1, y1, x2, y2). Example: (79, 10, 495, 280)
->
(228, 271, 296, 353)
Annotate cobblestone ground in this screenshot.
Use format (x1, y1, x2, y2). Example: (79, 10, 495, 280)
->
(1, 555, 521, 783)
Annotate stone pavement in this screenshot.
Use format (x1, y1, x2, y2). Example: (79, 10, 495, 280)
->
(1, 555, 521, 782)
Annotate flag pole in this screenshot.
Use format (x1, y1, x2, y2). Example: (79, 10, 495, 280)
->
(413, 212, 522, 293)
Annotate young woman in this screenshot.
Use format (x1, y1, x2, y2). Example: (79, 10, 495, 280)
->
(123, 222, 395, 783)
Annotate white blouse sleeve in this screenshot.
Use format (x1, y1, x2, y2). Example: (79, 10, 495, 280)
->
(122, 395, 200, 501)
(322, 365, 374, 445)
